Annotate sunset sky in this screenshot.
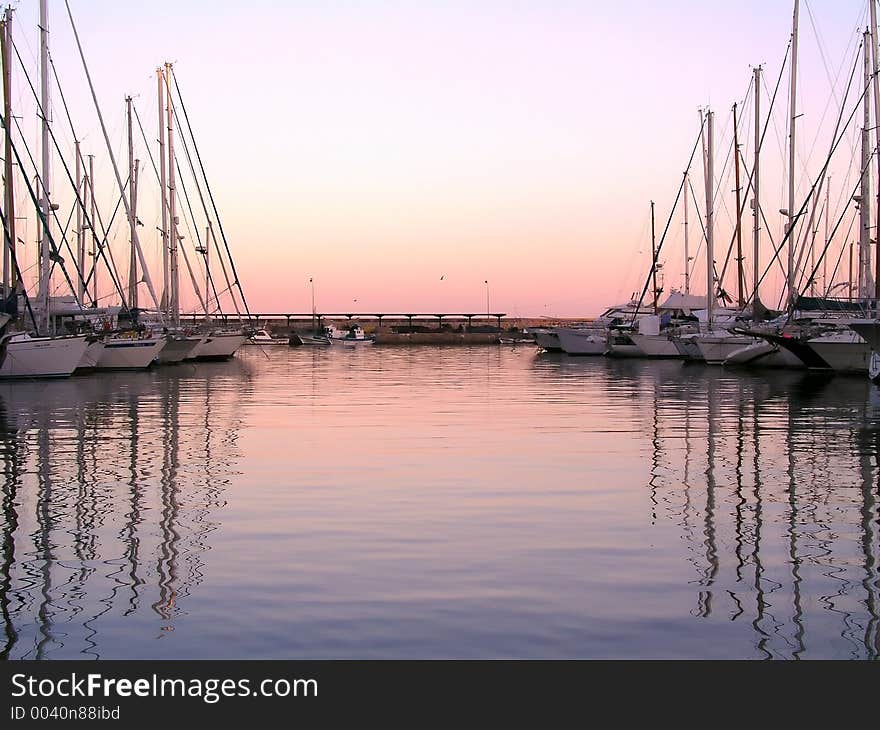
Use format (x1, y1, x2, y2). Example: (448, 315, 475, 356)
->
(6, 0, 873, 317)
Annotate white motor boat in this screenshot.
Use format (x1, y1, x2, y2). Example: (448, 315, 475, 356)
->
(0, 332, 89, 378)
(327, 324, 374, 346)
(246, 328, 289, 346)
(96, 333, 167, 370)
(290, 331, 332, 346)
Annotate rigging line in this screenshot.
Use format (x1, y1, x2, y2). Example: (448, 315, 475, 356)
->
(173, 154, 223, 315)
(166, 82, 240, 319)
(134, 99, 218, 316)
(63, 0, 163, 319)
(170, 67, 252, 321)
(9, 37, 129, 311)
(8, 114, 87, 303)
(0, 112, 81, 311)
(802, 1, 862, 163)
(630, 119, 706, 323)
(0, 204, 40, 332)
(164, 90, 231, 316)
(750, 71, 873, 318)
(821, 211, 857, 297)
(738, 39, 839, 307)
(47, 50, 79, 154)
(716, 79, 756, 290)
(131, 104, 159, 181)
(790, 33, 865, 299)
(800, 147, 874, 300)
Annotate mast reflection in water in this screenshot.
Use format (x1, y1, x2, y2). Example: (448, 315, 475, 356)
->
(0, 347, 878, 659)
(0, 363, 245, 659)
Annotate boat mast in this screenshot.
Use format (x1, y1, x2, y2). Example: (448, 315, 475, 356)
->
(705, 109, 715, 327)
(75, 141, 84, 301)
(165, 62, 180, 327)
(64, 0, 164, 319)
(683, 171, 690, 295)
(860, 29, 872, 300)
(1, 10, 14, 297)
(38, 0, 52, 331)
(733, 101, 744, 309)
(870, 0, 880, 308)
(650, 200, 658, 314)
(157, 67, 169, 315)
(823, 178, 829, 294)
(205, 224, 210, 307)
(126, 95, 138, 311)
(752, 65, 762, 311)
(88, 154, 97, 304)
(786, 0, 799, 308)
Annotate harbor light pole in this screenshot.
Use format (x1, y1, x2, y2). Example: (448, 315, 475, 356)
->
(484, 280, 490, 325)
(310, 277, 316, 332)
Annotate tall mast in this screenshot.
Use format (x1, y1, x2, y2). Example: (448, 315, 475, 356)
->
(205, 224, 210, 306)
(650, 200, 658, 314)
(64, 1, 163, 319)
(733, 101, 744, 309)
(38, 0, 51, 329)
(752, 65, 762, 311)
(75, 141, 83, 301)
(88, 154, 97, 305)
(683, 171, 690, 295)
(870, 0, 880, 306)
(704, 109, 715, 327)
(1, 11, 14, 296)
(860, 29, 873, 299)
(126, 95, 138, 311)
(787, 0, 799, 307)
(310, 277, 316, 331)
(165, 62, 180, 326)
(823, 178, 829, 295)
(157, 67, 169, 315)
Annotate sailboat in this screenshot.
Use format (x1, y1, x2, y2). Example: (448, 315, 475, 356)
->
(0, 3, 88, 379)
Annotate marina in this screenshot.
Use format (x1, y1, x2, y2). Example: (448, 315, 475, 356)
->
(0, 0, 878, 672)
(1, 346, 878, 660)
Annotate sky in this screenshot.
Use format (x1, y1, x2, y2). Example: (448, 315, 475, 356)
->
(4, 0, 876, 317)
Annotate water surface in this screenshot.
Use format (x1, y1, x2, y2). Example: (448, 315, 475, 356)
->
(1, 345, 878, 659)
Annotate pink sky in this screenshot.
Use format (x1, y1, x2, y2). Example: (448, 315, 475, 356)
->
(7, 0, 873, 317)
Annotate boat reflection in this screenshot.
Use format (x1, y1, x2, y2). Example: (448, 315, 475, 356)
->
(0, 363, 246, 659)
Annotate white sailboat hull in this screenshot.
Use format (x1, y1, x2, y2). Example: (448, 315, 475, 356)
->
(97, 337, 166, 370)
(806, 331, 870, 373)
(555, 328, 606, 355)
(77, 340, 106, 370)
(671, 334, 703, 360)
(157, 335, 202, 364)
(531, 330, 563, 351)
(0, 333, 89, 378)
(629, 333, 681, 358)
(724, 341, 804, 368)
(695, 334, 755, 365)
(188, 333, 248, 360)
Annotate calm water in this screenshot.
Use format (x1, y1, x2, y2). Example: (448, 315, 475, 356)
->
(1, 345, 878, 659)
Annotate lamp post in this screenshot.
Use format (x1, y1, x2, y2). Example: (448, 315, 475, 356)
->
(484, 279, 489, 325)
(309, 277, 316, 332)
